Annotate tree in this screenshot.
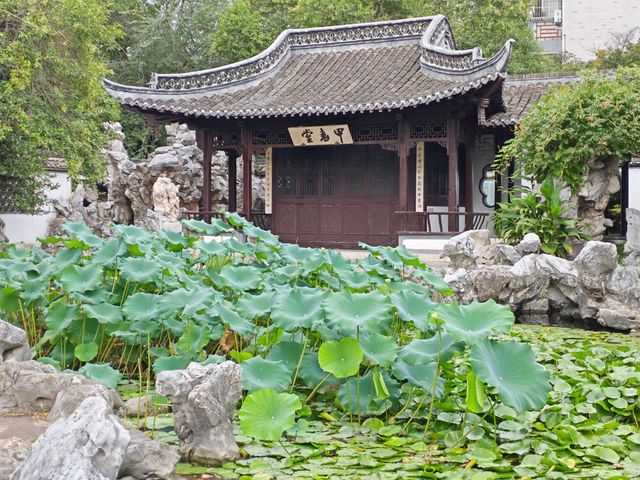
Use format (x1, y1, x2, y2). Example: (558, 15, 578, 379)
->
(494, 67, 640, 239)
(0, 0, 121, 212)
(591, 28, 640, 69)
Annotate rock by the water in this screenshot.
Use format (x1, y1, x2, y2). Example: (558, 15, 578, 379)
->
(0, 321, 30, 364)
(119, 429, 179, 480)
(156, 361, 242, 465)
(441, 230, 490, 268)
(11, 396, 130, 480)
(573, 241, 618, 296)
(48, 383, 123, 422)
(120, 395, 167, 418)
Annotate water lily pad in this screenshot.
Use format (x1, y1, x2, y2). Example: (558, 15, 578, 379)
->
(318, 338, 363, 378)
(239, 389, 302, 441)
(242, 356, 291, 392)
(470, 339, 551, 412)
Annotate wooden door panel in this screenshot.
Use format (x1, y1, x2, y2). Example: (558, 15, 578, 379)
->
(320, 205, 342, 234)
(276, 205, 296, 233)
(342, 204, 367, 234)
(297, 205, 320, 233)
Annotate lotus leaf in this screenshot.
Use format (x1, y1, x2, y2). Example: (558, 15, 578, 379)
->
(359, 331, 399, 367)
(242, 356, 291, 392)
(77, 363, 122, 389)
(239, 389, 302, 441)
(436, 300, 514, 345)
(390, 289, 435, 332)
(271, 287, 324, 331)
(318, 338, 363, 378)
(323, 290, 391, 337)
(58, 263, 103, 293)
(471, 339, 551, 412)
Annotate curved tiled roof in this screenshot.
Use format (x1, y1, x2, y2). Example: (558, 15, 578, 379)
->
(485, 72, 580, 127)
(103, 16, 514, 120)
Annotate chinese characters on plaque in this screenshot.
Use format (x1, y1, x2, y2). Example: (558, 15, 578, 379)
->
(288, 125, 353, 146)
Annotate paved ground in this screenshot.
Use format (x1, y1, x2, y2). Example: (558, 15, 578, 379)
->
(336, 249, 449, 269)
(0, 415, 48, 441)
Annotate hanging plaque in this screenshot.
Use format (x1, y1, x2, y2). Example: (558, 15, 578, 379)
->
(288, 125, 353, 146)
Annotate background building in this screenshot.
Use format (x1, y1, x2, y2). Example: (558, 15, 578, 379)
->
(530, 0, 640, 60)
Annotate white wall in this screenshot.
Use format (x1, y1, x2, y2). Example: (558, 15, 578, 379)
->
(629, 164, 640, 212)
(564, 0, 640, 61)
(1, 171, 71, 244)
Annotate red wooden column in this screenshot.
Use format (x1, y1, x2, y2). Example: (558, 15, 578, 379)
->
(397, 115, 408, 213)
(226, 150, 238, 212)
(240, 124, 253, 220)
(463, 124, 475, 230)
(447, 117, 459, 231)
(196, 129, 213, 222)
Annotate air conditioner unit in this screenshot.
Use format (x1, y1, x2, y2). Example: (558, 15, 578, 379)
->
(554, 9, 562, 25)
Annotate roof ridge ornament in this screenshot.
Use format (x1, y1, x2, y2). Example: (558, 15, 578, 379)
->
(420, 15, 514, 81)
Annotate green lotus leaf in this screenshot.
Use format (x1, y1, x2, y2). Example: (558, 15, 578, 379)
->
(272, 287, 324, 331)
(280, 243, 315, 263)
(61, 222, 103, 248)
(299, 351, 336, 388)
(266, 341, 304, 373)
(193, 238, 227, 258)
(359, 331, 399, 367)
(122, 292, 161, 322)
(392, 359, 442, 394)
(359, 243, 404, 268)
(243, 224, 279, 245)
(213, 302, 255, 336)
(176, 323, 211, 358)
(466, 370, 488, 414)
(161, 229, 191, 251)
(223, 212, 249, 228)
(226, 238, 254, 257)
(77, 363, 122, 389)
(45, 302, 80, 335)
(340, 270, 371, 290)
(338, 371, 375, 414)
(323, 290, 391, 337)
(412, 268, 453, 296)
(91, 238, 127, 266)
(74, 342, 99, 362)
(153, 355, 189, 373)
(182, 218, 233, 235)
(112, 224, 154, 245)
(390, 289, 435, 332)
(157, 288, 191, 317)
(436, 300, 515, 345)
(0, 287, 20, 313)
(182, 287, 219, 317)
(218, 264, 262, 291)
(20, 280, 46, 306)
(242, 356, 291, 392)
(69, 288, 107, 305)
(394, 245, 426, 268)
(58, 263, 103, 293)
(83, 302, 122, 324)
(470, 339, 551, 412)
(318, 338, 363, 378)
(119, 257, 163, 284)
(52, 247, 83, 270)
(237, 290, 276, 319)
(239, 388, 302, 441)
(399, 333, 462, 366)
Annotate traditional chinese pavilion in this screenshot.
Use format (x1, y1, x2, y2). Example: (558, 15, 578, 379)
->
(104, 15, 543, 248)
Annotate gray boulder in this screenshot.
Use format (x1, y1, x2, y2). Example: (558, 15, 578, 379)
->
(119, 429, 179, 480)
(0, 437, 31, 479)
(156, 361, 243, 465)
(515, 233, 541, 256)
(442, 230, 490, 269)
(11, 396, 130, 480)
(0, 321, 31, 363)
(48, 383, 123, 422)
(120, 394, 167, 418)
(573, 241, 618, 296)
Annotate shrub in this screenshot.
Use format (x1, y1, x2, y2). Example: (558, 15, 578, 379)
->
(492, 177, 586, 256)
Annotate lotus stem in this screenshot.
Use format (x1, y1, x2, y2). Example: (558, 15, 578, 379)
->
(289, 333, 307, 393)
(303, 373, 331, 405)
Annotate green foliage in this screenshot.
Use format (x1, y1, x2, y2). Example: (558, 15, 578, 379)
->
(496, 68, 640, 193)
(239, 389, 302, 441)
(1, 215, 551, 446)
(492, 178, 586, 257)
(0, 0, 121, 211)
(172, 326, 640, 479)
(591, 29, 640, 69)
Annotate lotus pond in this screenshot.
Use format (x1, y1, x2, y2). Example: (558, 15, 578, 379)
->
(1, 215, 639, 479)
